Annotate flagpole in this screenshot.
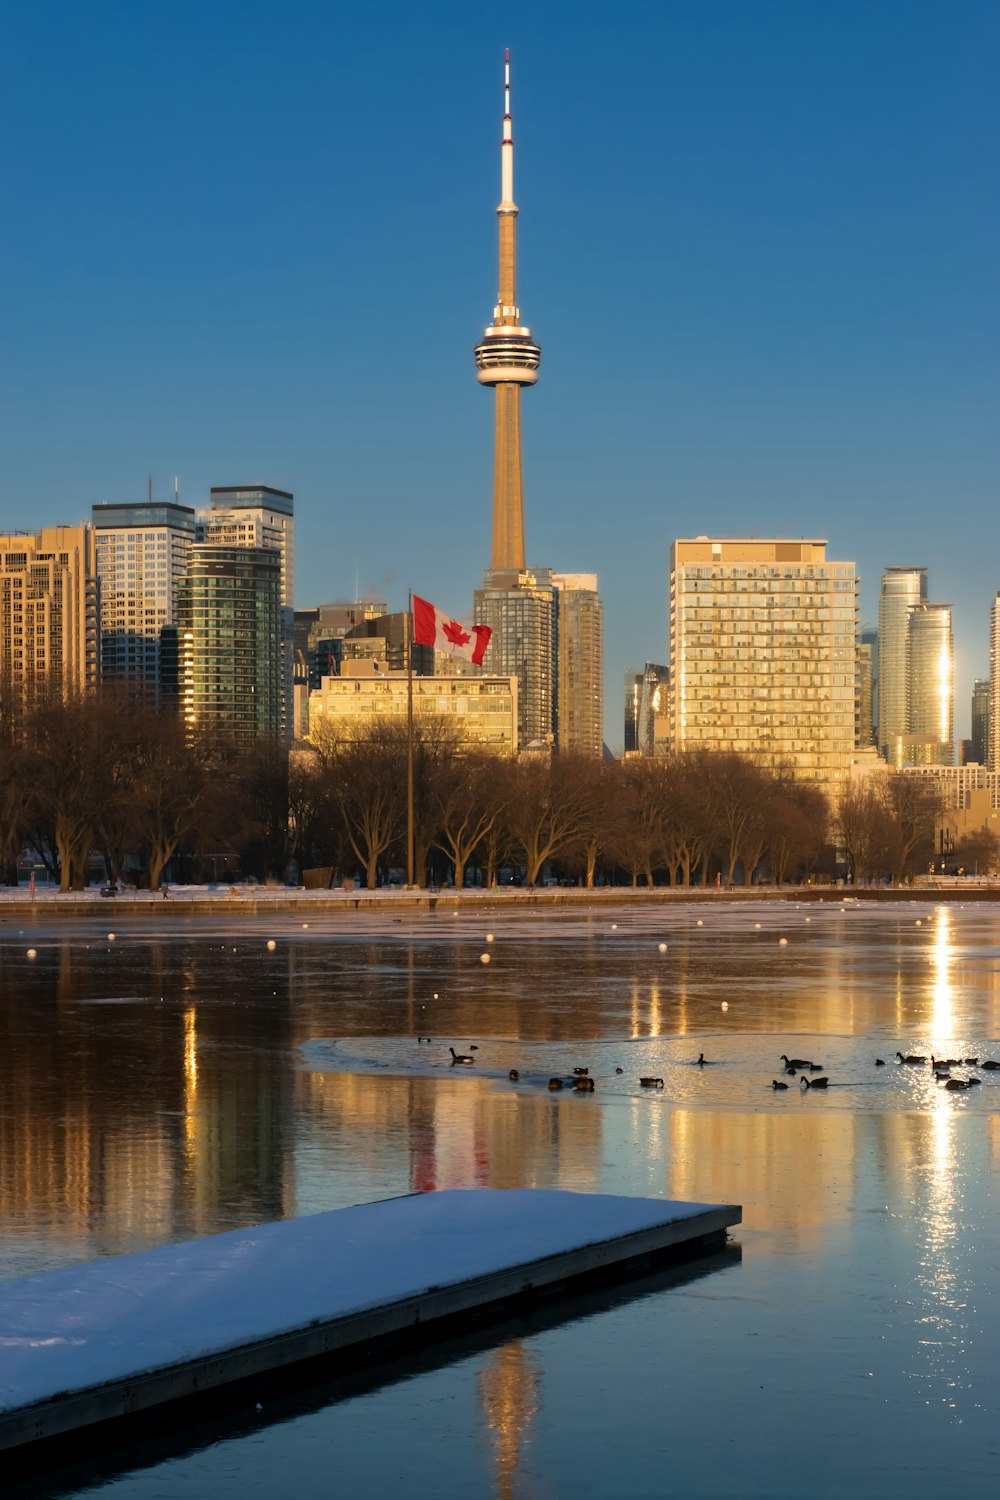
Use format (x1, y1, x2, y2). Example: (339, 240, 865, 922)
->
(406, 589, 414, 889)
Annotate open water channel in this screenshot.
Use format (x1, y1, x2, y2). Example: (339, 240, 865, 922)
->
(2, 897, 999, 1498)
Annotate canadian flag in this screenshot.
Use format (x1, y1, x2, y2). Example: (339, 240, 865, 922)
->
(413, 594, 492, 665)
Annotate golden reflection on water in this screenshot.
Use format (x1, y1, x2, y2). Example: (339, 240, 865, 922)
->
(930, 906, 954, 1038)
(477, 1341, 541, 1500)
(182, 1005, 199, 1168)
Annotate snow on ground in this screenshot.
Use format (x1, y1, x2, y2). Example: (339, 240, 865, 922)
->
(0, 1190, 728, 1416)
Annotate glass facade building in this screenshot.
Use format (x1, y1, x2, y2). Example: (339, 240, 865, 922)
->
(178, 546, 282, 748)
(668, 538, 857, 807)
(877, 567, 927, 759)
(552, 574, 604, 759)
(0, 525, 98, 702)
(903, 603, 953, 765)
(474, 567, 557, 750)
(91, 501, 196, 709)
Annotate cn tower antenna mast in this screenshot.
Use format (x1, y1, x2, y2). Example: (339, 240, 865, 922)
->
(474, 49, 541, 572)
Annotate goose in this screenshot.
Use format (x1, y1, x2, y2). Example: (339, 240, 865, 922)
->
(800, 1075, 829, 1089)
(785, 1066, 797, 1076)
(930, 1057, 951, 1072)
(875, 1058, 886, 1066)
(697, 1052, 708, 1066)
(615, 1067, 624, 1074)
(805, 1061, 824, 1071)
(469, 1044, 479, 1051)
(896, 1052, 927, 1064)
(933, 1069, 951, 1083)
(639, 1077, 664, 1088)
(573, 1067, 590, 1077)
(548, 1077, 564, 1090)
(449, 1047, 474, 1065)
(772, 1079, 789, 1090)
(508, 1069, 519, 1081)
(964, 1058, 979, 1066)
(981, 1060, 1000, 1070)
(780, 1055, 812, 1070)
(573, 1076, 595, 1092)
(967, 1075, 982, 1086)
(943, 1077, 971, 1091)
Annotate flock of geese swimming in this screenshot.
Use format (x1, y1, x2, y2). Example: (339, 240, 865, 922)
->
(772, 1051, 1000, 1093)
(442, 1044, 716, 1093)
(436, 1041, 1000, 1097)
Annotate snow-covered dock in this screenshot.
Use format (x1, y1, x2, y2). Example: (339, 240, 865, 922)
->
(0, 1188, 739, 1463)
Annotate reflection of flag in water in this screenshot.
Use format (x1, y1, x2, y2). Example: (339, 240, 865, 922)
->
(413, 594, 492, 665)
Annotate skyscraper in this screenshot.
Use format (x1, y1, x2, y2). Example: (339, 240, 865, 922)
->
(668, 538, 858, 807)
(474, 50, 540, 571)
(0, 525, 99, 703)
(475, 566, 556, 749)
(971, 678, 989, 766)
(92, 500, 196, 708)
(989, 594, 1000, 772)
(199, 486, 294, 739)
(877, 567, 927, 759)
(904, 603, 953, 765)
(178, 545, 282, 749)
(552, 574, 604, 758)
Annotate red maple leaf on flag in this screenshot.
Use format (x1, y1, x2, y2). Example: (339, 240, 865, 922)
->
(443, 619, 472, 648)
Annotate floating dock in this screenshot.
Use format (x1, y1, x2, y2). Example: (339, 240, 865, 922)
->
(0, 1188, 739, 1465)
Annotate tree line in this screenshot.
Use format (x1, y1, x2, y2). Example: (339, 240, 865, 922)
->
(0, 692, 947, 891)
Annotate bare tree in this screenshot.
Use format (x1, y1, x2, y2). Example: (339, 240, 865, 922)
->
(507, 756, 596, 887)
(432, 752, 512, 890)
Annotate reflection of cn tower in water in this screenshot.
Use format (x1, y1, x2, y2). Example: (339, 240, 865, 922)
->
(478, 1340, 541, 1500)
(474, 50, 541, 570)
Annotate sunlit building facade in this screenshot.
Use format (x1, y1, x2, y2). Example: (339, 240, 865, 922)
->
(308, 661, 517, 755)
(971, 678, 989, 767)
(877, 567, 926, 760)
(990, 594, 1000, 774)
(552, 574, 603, 758)
(474, 567, 556, 750)
(92, 501, 196, 709)
(668, 538, 857, 806)
(900, 603, 953, 765)
(0, 525, 99, 703)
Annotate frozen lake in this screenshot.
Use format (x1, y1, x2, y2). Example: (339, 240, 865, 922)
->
(2, 898, 999, 1496)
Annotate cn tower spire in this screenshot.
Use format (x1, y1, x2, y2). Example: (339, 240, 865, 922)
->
(474, 49, 540, 572)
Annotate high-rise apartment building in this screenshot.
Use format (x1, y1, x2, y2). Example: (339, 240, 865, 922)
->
(552, 574, 603, 758)
(178, 546, 283, 748)
(0, 525, 99, 703)
(91, 501, 196, 708)
(972, 678, 989, 766)
(856, 639, 875, 749)
(475, 567, 556, 749)
(901, 603, 953, 765)
(989, 595, 1000, 773)
(668, 538, 857, 807)
(877, 567, 927, 759)
(199, 487, 293, 739)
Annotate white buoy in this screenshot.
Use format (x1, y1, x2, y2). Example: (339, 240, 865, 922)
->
(486, 933, 494, 942)
(107, 933, 116, 942)
(779, 937, 788, 946)
(658, 942, 668, 953)
(267, 939, 277, 951)
(721, 1001, 729, 1011)
(302, 923, 309, 929)
(480, 952, 491, 965)
(915, 920, 922, 926)
(805, 917, 811, 923)
(754, 922, 761, 929)
(433, 992, 439, 999)
(26, 948, 37, 959)
(697, 919, 703, 927)
(611, 923, 618, 929)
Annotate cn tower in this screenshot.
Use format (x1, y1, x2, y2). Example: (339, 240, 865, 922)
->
(474, 50, 541, 572)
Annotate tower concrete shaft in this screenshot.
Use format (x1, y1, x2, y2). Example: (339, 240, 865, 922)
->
(474, 51, 540, 571)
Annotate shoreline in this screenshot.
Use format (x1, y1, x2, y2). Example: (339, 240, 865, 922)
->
(1, 880, 998, 920)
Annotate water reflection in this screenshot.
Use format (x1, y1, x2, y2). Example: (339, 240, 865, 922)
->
(478, 1341, 541, 1500)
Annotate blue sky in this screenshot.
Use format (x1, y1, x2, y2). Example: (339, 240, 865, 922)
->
(1, 1, 997, 747)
